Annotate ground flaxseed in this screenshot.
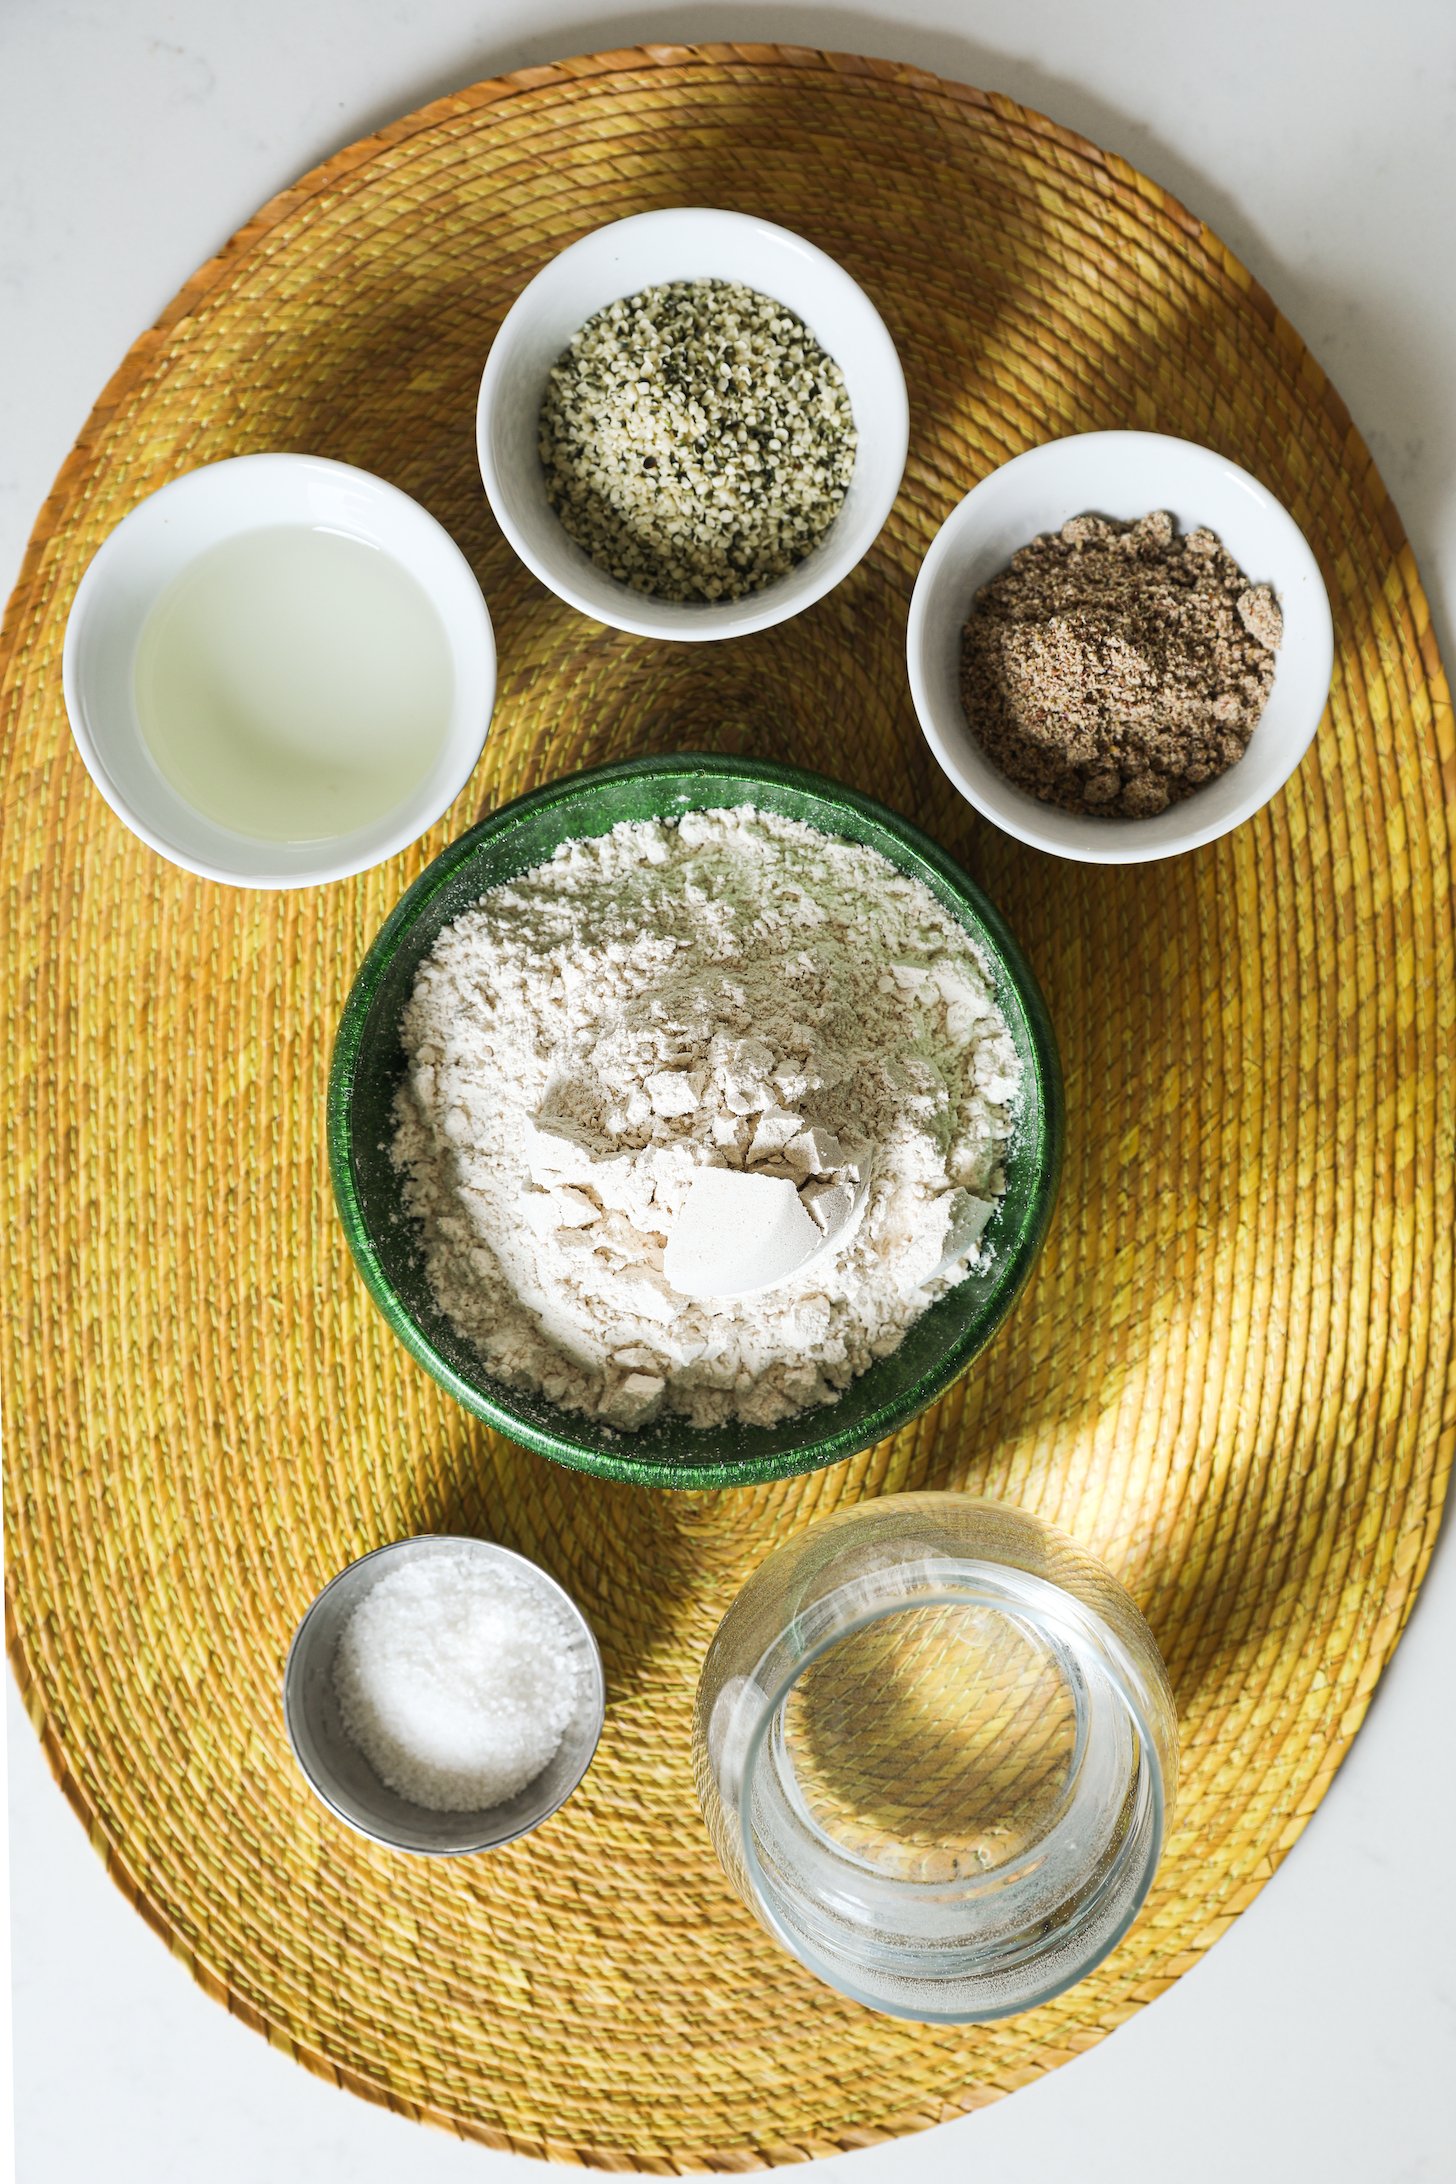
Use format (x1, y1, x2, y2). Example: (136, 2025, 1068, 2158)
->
(958, 510, 1283, 818)
(538, 279, 856, 604)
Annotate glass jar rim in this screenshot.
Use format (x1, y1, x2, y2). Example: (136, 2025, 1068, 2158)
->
(732, 1558, 1173, 2021)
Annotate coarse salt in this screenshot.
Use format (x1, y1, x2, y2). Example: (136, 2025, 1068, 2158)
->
(333, 1549, 586, 1813)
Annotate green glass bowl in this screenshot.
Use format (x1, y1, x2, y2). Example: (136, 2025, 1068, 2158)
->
(328, 755, 1063, 1489)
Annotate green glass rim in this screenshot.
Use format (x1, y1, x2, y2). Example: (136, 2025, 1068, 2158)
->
(327, 752, 1064, 1490)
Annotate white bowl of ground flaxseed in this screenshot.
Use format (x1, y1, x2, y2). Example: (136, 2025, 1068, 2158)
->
(907, 431, 1334, 864)
(477, 208, 908, 641)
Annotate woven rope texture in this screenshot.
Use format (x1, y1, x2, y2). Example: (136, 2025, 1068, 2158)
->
(2, 44, 1452, 2172)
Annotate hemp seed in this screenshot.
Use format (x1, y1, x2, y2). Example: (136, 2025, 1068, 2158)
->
(537, 279, 856, 604)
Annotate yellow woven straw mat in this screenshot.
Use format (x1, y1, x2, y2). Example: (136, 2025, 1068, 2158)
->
(2, 41, 1453, 2170)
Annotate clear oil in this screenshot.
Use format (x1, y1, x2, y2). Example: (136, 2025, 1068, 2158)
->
(133, 525, 453, 845)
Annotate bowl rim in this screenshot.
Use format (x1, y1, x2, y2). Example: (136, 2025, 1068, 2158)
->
(327, 753, 1064, 1489)
(61, 451, 498, 890)
(476, 206, 909, 642)
(281, 1533, 606, 1855)
(906, 429, 1335, 866)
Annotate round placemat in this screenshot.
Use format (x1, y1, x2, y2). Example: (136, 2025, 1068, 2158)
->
(3, 43, 1452, 2172)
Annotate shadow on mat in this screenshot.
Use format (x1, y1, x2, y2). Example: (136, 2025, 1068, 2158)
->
(280, 16, 1435, 1761)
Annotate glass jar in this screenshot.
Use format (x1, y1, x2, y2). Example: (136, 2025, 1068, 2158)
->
(693, 1493, 1177, 2021)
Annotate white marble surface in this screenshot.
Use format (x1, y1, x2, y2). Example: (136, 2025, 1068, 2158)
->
(3, 2, 1455, 2177)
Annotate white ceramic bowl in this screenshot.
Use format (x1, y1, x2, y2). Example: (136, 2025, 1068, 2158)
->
(477, 208, 909, 641)
(62, 453, 496, 887)
(907, 432, 1334, 864)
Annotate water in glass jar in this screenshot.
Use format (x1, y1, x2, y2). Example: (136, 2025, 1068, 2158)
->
(775, 1599, 1082, 1886)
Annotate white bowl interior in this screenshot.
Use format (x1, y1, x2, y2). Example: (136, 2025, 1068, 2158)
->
(63, 453, 496, 886)
(478, 208, 908, 639)
(908, 432, 1334, 863)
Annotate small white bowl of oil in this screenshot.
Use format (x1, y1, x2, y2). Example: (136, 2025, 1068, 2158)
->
(63, 453, 496, 887)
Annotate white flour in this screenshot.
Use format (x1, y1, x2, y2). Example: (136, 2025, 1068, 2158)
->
(391, 808, 1022, 1433)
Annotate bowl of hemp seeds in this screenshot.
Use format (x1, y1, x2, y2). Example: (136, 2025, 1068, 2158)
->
(906, 430, 1334, 863)
(477, 208, 908, 642)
